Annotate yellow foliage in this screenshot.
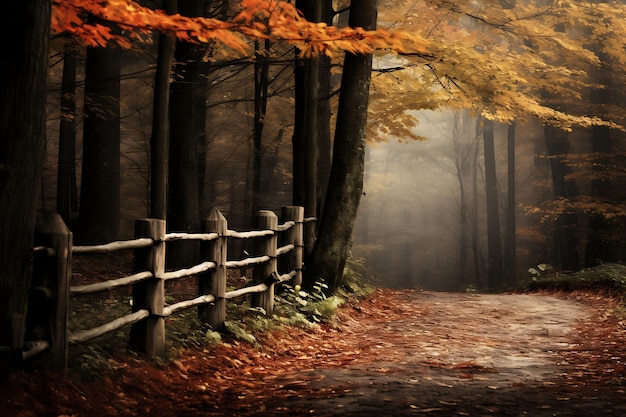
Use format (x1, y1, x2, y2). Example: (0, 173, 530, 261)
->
(52, 0, 626, 133)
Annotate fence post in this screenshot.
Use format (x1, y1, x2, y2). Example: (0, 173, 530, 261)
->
(252, 210, 278, 313)
(200, 208, 227, 330)
(30, 213, 72, 373)
(130, 218, 166, 358)
(281, 206, 304, 287)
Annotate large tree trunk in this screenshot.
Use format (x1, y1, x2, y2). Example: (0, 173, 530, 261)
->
(316, 0, 334, 216)
(306, 0, 377, 292)
(150, 0, 177, 219)
(0, 0, 50, 377)
(76, 43, 121, 244)
(483, 118, 504, 289)
(293, 0, 321, 257)
(167, 0, 207, 267)
(56, 45, 79, 227)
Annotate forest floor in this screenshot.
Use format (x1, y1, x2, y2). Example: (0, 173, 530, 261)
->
(1, 287, 625, 417)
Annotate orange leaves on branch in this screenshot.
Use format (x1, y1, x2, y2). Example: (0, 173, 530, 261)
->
(51, 0, 431, 58)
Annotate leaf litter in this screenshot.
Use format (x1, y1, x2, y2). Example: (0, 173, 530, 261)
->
(1, 288, 625, 416)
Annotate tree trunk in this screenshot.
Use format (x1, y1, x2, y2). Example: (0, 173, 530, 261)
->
(471, 117, 482, 287)
(316, 0, 334, 217)
(167, 0, 207, 267)
(483, 118, 504, 289)
(293, 0, 321, 257)
(252, 39, 270, 217)
(306, 0, 377, 292)
(544, 126, 580, 271)
(149, 0, 177, 220)
(77, 42, 121, 244)
(0, 0, 50, 377)
(56, 45, 79, 227)
(584, 52, 618, 266)
(504, 122, 516, 284)
(452, 112, 468, 286)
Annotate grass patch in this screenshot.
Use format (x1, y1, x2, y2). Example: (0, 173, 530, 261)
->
(524, 262, 626, 304)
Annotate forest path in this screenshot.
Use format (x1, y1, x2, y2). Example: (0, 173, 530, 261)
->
(264, 290, 605, 416)
(3, 289, 626, 417)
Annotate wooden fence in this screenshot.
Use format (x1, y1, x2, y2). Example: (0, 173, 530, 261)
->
(10, 206, 308, 373)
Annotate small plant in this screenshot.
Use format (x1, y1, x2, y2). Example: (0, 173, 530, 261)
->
(275, 279, 337, 324)
(528, 263, 553, 280)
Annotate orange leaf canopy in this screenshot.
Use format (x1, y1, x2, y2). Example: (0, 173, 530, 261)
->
(51, 0, 430, 57)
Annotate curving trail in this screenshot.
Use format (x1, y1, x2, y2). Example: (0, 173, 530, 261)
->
(2, 289, 625, 417)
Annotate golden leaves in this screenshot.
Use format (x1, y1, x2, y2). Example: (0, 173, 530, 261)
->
(52, 0, 626, 132)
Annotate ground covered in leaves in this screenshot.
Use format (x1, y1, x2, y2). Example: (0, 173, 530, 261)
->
(1, 287, 625, 417)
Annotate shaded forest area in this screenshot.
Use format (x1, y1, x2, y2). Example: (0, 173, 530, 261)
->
(40, 0, 626, 293)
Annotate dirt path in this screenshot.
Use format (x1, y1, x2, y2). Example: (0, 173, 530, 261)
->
(2, 289, 625, 417)
(267, 290, 614, 416)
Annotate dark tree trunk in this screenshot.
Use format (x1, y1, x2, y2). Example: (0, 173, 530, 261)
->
(0, 0, 50, 377)
(472, 119, 482, 287)
(252, 39, 270, 217)
(77, 43, 121, 244)
(306, 0, 377, 292)
(150, 0, 177, 220)
(57, 45, 79, 227)
(452, 112, 468, 285)
(316, 0, 334, 216)
(167, 0, 207, 267)
(544, 126, 580, 271)
(483, 118, 504, 289)
(585, 54, 618, 266)
(293, 0, 321, 256)
(504, 122, 516, 284)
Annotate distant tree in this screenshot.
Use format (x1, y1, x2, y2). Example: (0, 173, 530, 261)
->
(0, 0, 50, 377)
(543, 126, 581, 272)
(76, 38, 121, 244)
(482, 117, 504, 289)
(504, 122, 516, 284)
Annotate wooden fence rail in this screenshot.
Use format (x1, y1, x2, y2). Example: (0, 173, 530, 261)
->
(8, 206, 307, 373)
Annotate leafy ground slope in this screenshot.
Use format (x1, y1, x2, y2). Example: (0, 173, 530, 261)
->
(1, 288, 625, 416)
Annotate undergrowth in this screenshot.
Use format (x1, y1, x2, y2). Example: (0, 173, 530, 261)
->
(523, 262, 626, 311)
(64, 257, 375, 379)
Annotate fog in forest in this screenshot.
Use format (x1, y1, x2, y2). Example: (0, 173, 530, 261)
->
(352, 110, 545, 291)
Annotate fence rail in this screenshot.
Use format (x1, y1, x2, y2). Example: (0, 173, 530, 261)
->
(6, 206, 308, 373)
